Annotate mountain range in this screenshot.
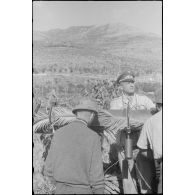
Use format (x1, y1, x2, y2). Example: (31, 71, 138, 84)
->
(33, 23, 162, 73)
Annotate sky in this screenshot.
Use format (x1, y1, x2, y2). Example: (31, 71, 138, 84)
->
(33, 1, 162, 36)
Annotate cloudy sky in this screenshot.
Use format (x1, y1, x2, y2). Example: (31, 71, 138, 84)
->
(33, 1, 162, 36)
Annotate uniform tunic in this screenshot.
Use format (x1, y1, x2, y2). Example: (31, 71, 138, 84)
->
(110, 93, 155, 110)
(137, 110, 162, 193)
(43, 119, 104, 194)
(137, 110, 162, 159)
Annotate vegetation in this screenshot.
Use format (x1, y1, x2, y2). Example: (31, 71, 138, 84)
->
(33, 76, 161, 194)
(33, 61, 161, 78)
(33, 76, 161, 109)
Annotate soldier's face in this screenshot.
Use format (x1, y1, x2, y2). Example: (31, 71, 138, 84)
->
(120, 81, 135, 94)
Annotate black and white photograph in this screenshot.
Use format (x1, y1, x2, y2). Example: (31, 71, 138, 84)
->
(33, 1, 162, 194)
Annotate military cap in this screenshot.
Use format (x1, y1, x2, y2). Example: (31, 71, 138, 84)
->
(154, 87, 162, 104)
(116, 71, 135, 84)
(72, 99, 98, 114)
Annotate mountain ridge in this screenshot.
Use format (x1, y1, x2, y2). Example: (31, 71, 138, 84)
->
(33, 23, 161, 43)
(33, 23, 162, 74)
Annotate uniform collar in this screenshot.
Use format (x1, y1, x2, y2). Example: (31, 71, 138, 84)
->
(75, 118, 88, 126)
(122, 92, 136, 104)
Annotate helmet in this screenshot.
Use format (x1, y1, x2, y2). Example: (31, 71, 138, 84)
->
(72, 99, 98, 114)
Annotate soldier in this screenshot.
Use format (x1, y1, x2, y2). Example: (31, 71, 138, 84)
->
(43, 99, 105, 194)
(110, 71, 155, 194)
(110, 71, 155, 110)
(137, 87, 163, 194)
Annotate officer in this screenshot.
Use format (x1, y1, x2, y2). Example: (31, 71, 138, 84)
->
(109, 71, 155, 193)
(110, 71, 155, 110)
(137, 87, 163, 194)
(44, 99, 105, 194)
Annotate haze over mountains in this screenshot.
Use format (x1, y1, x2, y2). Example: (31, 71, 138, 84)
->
(33, 23, 162, 74)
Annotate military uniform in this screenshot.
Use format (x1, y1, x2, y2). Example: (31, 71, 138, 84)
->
(110, 71, 156, 193)
(44, 119, 105, 194)
(137, 89, 162, 194)
(111, 71, 155, 110)
(110, 93, 155, 110)
(137, 110, 162, 159)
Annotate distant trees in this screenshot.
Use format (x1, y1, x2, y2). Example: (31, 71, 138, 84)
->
(33, 75, 161, 110)
(33, 60, 160, 76)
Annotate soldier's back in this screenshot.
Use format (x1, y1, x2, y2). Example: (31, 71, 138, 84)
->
(52, 120, 100, 185)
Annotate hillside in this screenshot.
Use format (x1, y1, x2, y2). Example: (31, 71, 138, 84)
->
(33, 23, 162, 75)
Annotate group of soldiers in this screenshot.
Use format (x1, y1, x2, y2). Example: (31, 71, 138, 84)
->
(43, 71, 162, 194)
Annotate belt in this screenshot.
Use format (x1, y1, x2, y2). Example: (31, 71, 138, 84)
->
(56, 181, 92, 188)
(55, 182, 93, 194)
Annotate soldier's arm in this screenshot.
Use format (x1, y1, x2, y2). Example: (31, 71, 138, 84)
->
(89, 136, 105, 194)
(137, 119, 150, 151)
(110, 100, 116, 110)
(110, 99, 119, 110)
(137, 119, 153, 159)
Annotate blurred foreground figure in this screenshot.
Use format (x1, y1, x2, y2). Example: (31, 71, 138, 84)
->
(44, 99, 104, 194)
(110, 71, 155, 110)
(137, 87, 162, 194)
